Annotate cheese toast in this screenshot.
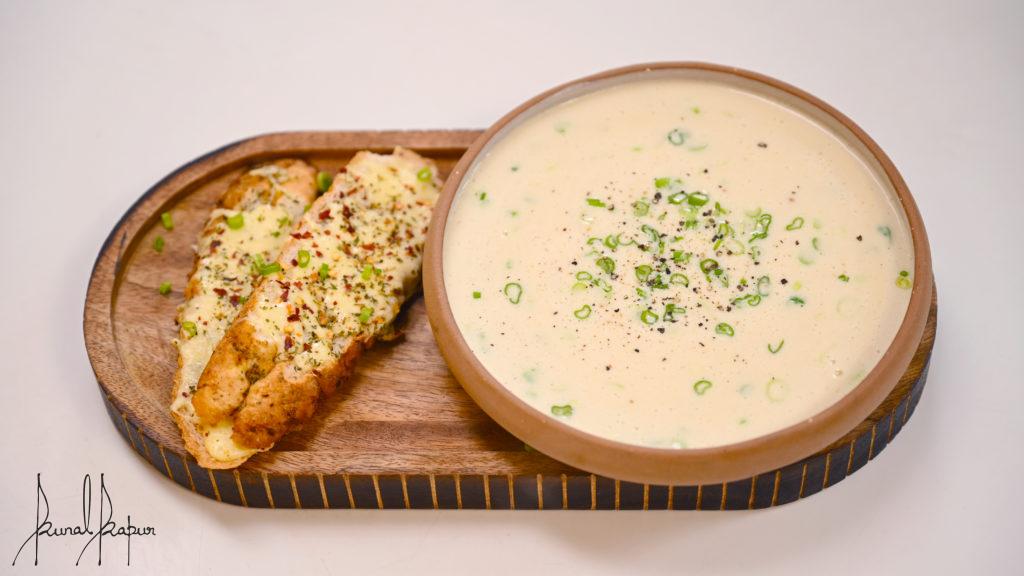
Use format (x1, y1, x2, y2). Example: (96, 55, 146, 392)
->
(190, 147, 441, 466)
(171, 159, 317, 469)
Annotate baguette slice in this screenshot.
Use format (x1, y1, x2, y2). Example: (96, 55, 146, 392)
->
(171, 159, 318, 469)
(191, 147, 441, 466)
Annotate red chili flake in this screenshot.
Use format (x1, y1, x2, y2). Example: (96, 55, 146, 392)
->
(347, 225, 355, 234)
(302, 343, 312, 352)
(284, 335, 293, 350)
(211, 240, 223, 249)
(318, 209, 332, 220)
(287, 312, 301, 322)
(213, 288, 227, 297)
(290, 231, 313, 240)
(362, 243, 376, 251)
(341, 244, 352, 256)
(315, 250, 323, 257)
(342, 205, 352, 219)
(229, 294, 240, 306)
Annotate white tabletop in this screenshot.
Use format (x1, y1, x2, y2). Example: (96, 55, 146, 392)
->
(2, 1, 1021, 574)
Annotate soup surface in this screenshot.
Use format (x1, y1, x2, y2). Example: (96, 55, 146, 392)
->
(444, 76, 913, 448)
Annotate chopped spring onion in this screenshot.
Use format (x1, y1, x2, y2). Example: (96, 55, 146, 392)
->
(633, 200, 650, 216)
(667, 129, 687, 146)
(551, 404, 574, 417)
(316, 171, 333, 193)
(750, 213, 772, 241)
(896, 270, 912, 289)
(472, 291, 481, 299)
(715, 323, 735, 337)
(319, 263, 330, 281)
(812, 237, 821, 252)
(152, 235, 165, 253)
(789, 295, 806, 306)
(687, 191, 709, 206)
(226, 213, 244, 230)
(586, 198, 606, 208)
(635, 264, 653, 280)
(785, 217, 804, 231)
(257, 261, 281, 276)
(158, 282, 171, 295)
(160, 212, 174, 230)
(596, 257, 615, 275)
(756, 275, 771, 296)
(603, 234, 619, 251)
(838, 274, 849, 282)
(576, 271, 593, 282)
(654, 177, 672, 189)
(664, 303, 682, 321)
(669, 273, 689, 286)
(361, 264, 374, 280)
(181, 321, 197, 338)
(416, 167, 432, 182)
(693, 379, 713, 395)
(574, 304, 592, 319)
(297, 249, 310, 268)
(768, 340, 785, 354)
(358, 306, 373, 324)
(640, 309, 659, 325)
(477, 191, 488, 201)
(504, 282, 523, 304)
(667, 191, 687, 205)
(878, 225, 892, 241)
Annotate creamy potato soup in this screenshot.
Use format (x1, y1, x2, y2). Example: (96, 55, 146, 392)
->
(444, 76, 914, 448)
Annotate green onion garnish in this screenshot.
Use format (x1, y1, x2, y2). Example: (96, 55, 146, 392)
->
(586, 198, 606, 208)
(750, 213, 772, 241)
(789, 296, 806, 306)
(297, 249, 310, 268)
(687, 191, 709, 206)
(715, 323, 735, 337)
(878, 225, 892, 241)
(654, 177, 672, 189)
(575, 271, 592, 282)
(896, 270, 912, 289)
(551, 404, 574, 417)
(635, 264, 653, 280)
(477, 191, 488, 201)
(574, 304, 592, 319)
(596, 257, 615, 275)
(153, 235, 165, 253)
(693, 379, 713, 395)
(358, 306, 373, 324)
(504, 282, 523, 304)
(319, 263, 330, 281)
(768, 340, 784, 354)
(812, 237, 821, 252)
(664, 303, 682, 322)
(258, 261, 281, 276)
(700, 258, 718, 274)
(838, 274, 849, 282)
(316, 171, 333, 193)
(160, 212, 174, 230)
(785, 217, 804, 231)
(361, 264, 374, 281)
(669, 273, 689, 286)
(714, 201, 729, 215)
(667, 129, 687, 146)
(226, 213, 244, 230)
(640, 309, 658, 325)
(633, 200, 650, 216)
(756, 275, 771, 296)
(472, 291, 481, 299)
(603, 234, 619, 251)
(416, 167, 432, 182)
(181, 321, 197, 338)
(667, 191, 687, 205)
(158, 282, 171, 295)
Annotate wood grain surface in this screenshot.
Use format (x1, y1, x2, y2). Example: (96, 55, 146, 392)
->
(84, 131, 936, 509)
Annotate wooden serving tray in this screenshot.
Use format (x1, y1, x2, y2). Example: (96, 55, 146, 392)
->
(84, 131, 936, 510)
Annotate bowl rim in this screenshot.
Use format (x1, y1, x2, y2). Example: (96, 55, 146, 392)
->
(423, 61, 933, 485)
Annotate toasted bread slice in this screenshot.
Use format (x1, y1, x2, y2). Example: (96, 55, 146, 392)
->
(171, 159, 317, 469)
(191, 147, 441, 466)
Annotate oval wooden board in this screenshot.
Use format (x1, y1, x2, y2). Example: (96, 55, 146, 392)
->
(84, 130, 937, 510)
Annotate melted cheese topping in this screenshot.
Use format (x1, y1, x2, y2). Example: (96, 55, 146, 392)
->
(240, 149, 439, 377)
(171, 164, 313, 462)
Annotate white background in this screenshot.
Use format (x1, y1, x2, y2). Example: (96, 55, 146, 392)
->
(1, 1, 1021, 574)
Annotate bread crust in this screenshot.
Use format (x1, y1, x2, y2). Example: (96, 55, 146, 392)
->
(192, 147, 440, 457)
(170, 159, 317, 469)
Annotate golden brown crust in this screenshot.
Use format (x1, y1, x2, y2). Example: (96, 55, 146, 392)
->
(191, 319, 277, 424)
